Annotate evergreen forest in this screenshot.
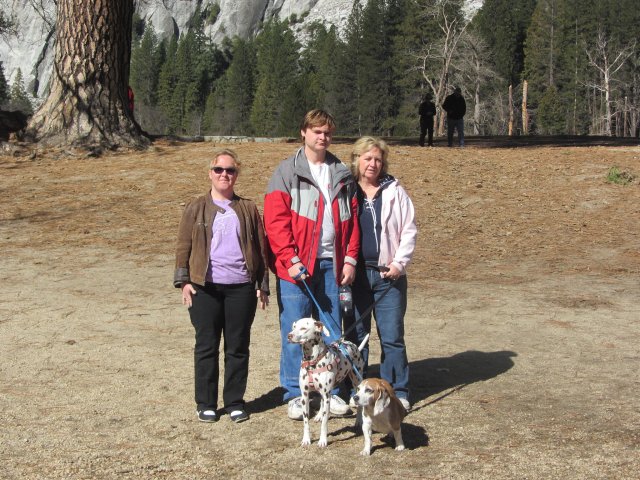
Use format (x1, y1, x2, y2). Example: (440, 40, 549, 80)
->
(123, 0, 640, 138)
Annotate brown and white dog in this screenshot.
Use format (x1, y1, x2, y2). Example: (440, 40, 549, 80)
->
(353, 378, 406, 456)
(287, 317, 367, 448)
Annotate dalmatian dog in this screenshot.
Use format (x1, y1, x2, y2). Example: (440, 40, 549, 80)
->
(287, 317, 367, 447)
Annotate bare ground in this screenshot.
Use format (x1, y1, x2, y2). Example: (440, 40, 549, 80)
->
(1, 139, 639, 479)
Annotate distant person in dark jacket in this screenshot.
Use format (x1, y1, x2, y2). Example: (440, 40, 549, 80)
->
(418, 93, 436, 147)
(442, 86, 466, 147)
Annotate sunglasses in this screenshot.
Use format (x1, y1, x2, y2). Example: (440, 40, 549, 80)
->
(211, 166, 238, 175)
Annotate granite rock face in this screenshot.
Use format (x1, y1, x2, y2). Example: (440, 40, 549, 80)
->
(0, 0, 355, 99)
(0, 0, 480, 101)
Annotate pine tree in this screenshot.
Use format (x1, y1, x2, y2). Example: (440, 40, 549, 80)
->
(157, 36, 179, 134)
(172, 30, 200, 133)
(132, 12, 144, 45)
(203, 37, 256, 135)
(202, 78, 227, 134)
(250, 19, 302, 136)
(391, 0, 435, 136)
(336, 0, 402, 135)
(474, 0, 536, 86)
(334, 0, 365, 134)
(299, 22, 342, 115)
(0, 61, 9, 107)
(523, 0, 563, 104)
(0, 11, 15, 36)
(358, 0, 394, 134)
(9, 68, 33, 114)
(222, 37, 256, 134)
(130, 20, 160, 107)
(537, 85, 566, 134)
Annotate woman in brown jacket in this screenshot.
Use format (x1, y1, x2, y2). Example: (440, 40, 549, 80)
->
(174, 148, 269, 424)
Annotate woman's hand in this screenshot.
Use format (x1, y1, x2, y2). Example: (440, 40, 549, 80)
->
(181, 283, 196, 307)
(257, 289, 269, 310)
(381, 264, 402, 281)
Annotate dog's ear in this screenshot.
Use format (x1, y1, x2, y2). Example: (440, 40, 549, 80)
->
(314, 320, 329, 336)
(373, 388, 391, 416)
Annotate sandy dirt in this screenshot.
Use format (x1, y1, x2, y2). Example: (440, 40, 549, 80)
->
(1, 139, 639, 479)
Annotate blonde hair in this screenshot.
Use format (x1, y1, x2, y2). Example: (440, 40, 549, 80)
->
(350, 136, 390, 181)
(209, 148, 241, 173)
(300, 109, 336, 133)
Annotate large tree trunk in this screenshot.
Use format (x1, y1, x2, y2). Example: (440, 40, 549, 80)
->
(25, 0, 148, 150)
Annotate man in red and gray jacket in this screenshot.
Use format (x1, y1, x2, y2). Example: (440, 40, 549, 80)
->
(264, 109, 360, 420)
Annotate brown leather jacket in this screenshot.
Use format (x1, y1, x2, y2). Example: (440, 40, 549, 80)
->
(174, 191, 269, 293)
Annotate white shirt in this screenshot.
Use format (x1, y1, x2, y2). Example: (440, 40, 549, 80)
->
(308, 160, 335, 258)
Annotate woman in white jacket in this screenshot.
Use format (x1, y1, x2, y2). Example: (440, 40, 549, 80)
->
(348, 136, 417, 411)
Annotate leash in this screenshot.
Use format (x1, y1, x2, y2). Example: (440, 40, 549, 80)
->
(293, 265, 399, 383)
(336, 275, 397, 382)
(340, 271, 399, 343)
(293, 266, 342, 335)
(293, 265, 365, 380)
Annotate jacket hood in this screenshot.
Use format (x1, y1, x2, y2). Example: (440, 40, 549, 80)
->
(379, 174, 397, 190)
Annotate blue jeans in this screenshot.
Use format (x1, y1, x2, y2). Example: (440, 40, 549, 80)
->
(347, 266, 409, 399)
(447, 117, 464, 146)
(276, 258, 342, 401)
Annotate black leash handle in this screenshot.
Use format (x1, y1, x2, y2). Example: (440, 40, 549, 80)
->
(341, 276, 398, 341)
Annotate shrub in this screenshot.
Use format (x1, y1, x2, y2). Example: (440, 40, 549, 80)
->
(606, 166, 635, 185)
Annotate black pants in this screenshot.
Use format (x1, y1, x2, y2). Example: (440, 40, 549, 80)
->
(188, 282, 257, 413)
(419, 119, 434, 146)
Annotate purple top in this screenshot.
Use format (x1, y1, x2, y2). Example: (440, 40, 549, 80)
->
(206, 199, 251, 284)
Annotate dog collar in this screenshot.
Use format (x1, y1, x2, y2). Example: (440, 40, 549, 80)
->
(301, 349, 328, 370)
(302, 351, 339, 389)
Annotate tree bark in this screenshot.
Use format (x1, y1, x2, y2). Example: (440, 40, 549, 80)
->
(623, 96, 628, 137)
(522, 80, 528, 135)
(25, 0, 148, 150)
(508, 84, 513, 136)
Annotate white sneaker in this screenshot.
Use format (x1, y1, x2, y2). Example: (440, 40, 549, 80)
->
(287, 397, 303, 420)
(399, 397, 411, 412)
(329, 395, 351, 416)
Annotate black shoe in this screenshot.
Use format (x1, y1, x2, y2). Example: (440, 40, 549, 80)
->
(229, 410, 249, 423)
(197, 409, 218, 422)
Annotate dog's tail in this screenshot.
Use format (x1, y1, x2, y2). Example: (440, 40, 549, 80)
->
(358, 334, 370, 351)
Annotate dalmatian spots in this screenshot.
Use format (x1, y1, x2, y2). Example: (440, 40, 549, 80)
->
(288, 317, 367, 447)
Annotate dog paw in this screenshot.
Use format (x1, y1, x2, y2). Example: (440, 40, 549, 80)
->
(318, 438, 328, 448)
(301, 436, 311, 447)
(360, 449, 371, 456)
(395, 445, 405, 451)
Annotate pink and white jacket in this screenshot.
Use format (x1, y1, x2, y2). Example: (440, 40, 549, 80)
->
(376, 178, 417, 275)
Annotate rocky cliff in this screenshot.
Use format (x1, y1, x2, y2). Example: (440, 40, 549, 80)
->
(0, 0, 355, 100)
(0, 0, 481, 102)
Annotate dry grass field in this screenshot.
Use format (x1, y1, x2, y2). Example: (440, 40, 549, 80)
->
(1, 138, 639, 479)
